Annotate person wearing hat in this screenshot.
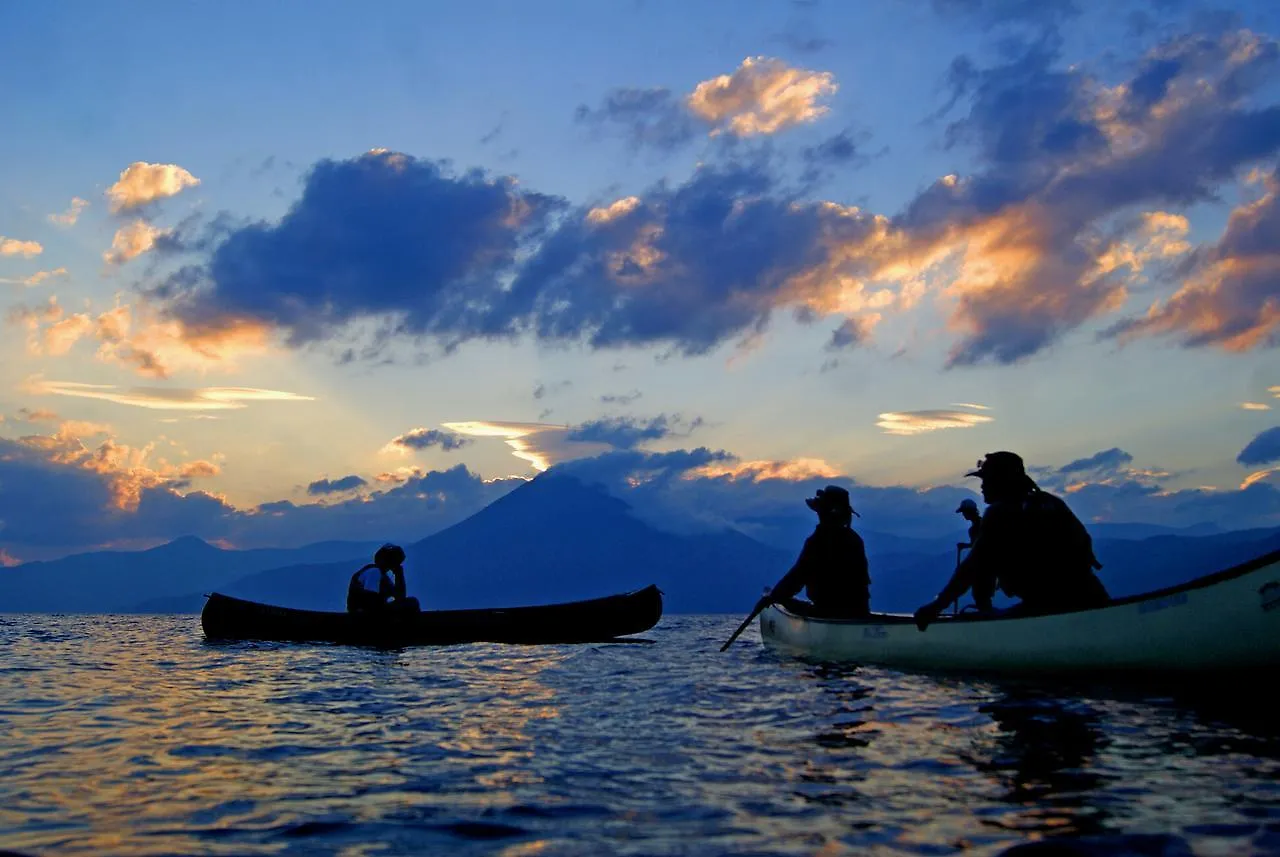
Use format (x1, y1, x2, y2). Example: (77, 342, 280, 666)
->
(753, 485, 871, 618)
(913, 452, 1108, 631)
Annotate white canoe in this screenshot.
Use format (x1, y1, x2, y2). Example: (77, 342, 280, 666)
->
(760, 549, 1280, 673)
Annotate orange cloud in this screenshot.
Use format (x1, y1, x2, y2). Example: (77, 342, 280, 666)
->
(106, 161, 200, 212)
(48, 197, 89, 227)
(104, 220, 168, 265)
(689, 457, 841, 481)
(0, 236, 42, 257)
(875, 408, 994, 436)
(688, 57, 836, 136)
(0, 267, 68, 287)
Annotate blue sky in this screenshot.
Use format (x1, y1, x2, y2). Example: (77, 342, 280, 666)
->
(2, 0, 1279, 561)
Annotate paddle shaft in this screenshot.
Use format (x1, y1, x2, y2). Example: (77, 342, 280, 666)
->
(720, 600, 769, 652)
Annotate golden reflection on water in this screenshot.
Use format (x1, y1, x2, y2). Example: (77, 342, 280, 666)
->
(2, 616, 1279, 856)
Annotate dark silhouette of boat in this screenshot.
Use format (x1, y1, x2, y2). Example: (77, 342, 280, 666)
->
(200, 585, 663, 646)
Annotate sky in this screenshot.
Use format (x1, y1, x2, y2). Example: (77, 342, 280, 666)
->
(2, 0, 1279, 562)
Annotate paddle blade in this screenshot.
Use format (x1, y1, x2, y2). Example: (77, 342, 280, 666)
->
(719, 604, 765, 651)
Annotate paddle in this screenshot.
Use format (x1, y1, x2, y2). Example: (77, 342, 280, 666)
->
(720, 595, 771, 652)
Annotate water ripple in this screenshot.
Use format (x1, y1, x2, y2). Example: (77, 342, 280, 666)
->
(1, 614, 1278, 855)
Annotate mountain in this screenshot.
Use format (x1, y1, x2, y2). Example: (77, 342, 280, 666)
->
(158, 473, 794, 614)
(0, 536, 380, 613)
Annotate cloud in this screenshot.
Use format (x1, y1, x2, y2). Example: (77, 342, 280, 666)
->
(441, 420, 612, 471)
(1241, 467, 1280, 489)
(384, 428, 472, 453)
(688, 457, 841, 482)
(1273, 385, 1280, 398)
(574, 88, 698, 152)
(801, 129, 870, 179)
(567, 414, 702, 449)
(1238, 426, 1280, 466)
(827, 317, 872, 350)
(0, 237, 42, 258)
(687, 56, 837, 136)
(10, 300, 271, 377)
(1243, 402, 1272, 410)
(875, 408, 995, 435)
(532, 380, 572, 400)
(28, 380, 315, 411)
(157, 150, 562, 352)
(1058, 447, 1135, 475)
(48, 197, 89, 227)
(104, 220, 168, 265)
(0, 268, 69, 287)
(153, 153, 910, 361)
(106, 162, 200, 212)
(929, 0, 1080, 30)
(1110, 167, 1280, 351)
(307, 475, 369, 495)
(16, 408, 59, 423)
(600, 390, 642, 405)
(901, 30, 1280, 365)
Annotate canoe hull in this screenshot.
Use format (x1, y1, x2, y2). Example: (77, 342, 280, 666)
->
(201, 585, 663, 646)
(761, 550, 1280, 673)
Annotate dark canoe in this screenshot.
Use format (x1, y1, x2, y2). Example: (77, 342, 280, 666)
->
(200, 585, 664, 646)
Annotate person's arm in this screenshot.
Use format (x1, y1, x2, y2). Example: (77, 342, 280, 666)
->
(390, 567, 407, 601)
(766, 536, 816, 603)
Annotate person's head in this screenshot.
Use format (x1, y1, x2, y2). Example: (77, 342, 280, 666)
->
(374, 543, 406, 571)
(965, 451, 1035, 503)
(956, 497, 980, 520)
(805, 485, 859, 526)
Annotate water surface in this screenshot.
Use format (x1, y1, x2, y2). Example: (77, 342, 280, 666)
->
(1, 614, 1277, 855)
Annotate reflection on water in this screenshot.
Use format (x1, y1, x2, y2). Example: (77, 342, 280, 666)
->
(1, 615, 1279, 856)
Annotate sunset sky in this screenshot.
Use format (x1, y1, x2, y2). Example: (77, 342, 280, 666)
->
(2, 0, 1279, 562)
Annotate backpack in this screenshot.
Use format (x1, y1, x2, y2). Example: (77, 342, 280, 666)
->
(1020, 489, 1102, 573)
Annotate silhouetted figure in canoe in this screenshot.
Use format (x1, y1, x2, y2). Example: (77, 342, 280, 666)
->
(757, 485, 871, 618)
(914, 452, 1108, 630)
(347, 543, 420, 615)
(956, 497, 982, 552)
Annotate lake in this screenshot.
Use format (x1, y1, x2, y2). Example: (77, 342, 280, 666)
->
(1, 614, 1277, 855)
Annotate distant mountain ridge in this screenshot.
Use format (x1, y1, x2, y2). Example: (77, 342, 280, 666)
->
(4, 472, 1277, 615)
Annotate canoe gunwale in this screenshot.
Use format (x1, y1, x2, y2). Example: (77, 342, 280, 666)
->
(775, 548, 1280, 627)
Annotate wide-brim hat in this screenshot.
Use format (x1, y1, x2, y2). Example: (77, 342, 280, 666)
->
(965, 451, 1026, 480)
(805, 485, 859, 516)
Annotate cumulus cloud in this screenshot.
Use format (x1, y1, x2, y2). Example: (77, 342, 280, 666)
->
(150, 153, 910, 361)
(104, 220, 169, 265)
(0, 237, 42, 258)
(1238, 426, 1280, 466)
(48, 197, 89, 227)
(384, 428, 472, 453)
(9, 300, 271, 377)
(904, 30, 1280, 364)
(307, 475, 368, 495)
(28, 380, 314, 411)
(687, 57, 837, 136)
(106, 162, 200, 212)
(156, 150, 562, 351)
(1111, 167, 1280, 351)
(875, 407, 994, 435)
(0, 267, 69, 287)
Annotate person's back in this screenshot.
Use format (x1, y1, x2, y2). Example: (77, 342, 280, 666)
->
(796, 522, 870, 612)
(769, 486, 871, 617)
(346, 543, 420, 615)
(997, 489, 1107, 612)
(916, 452, 1107, 628)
